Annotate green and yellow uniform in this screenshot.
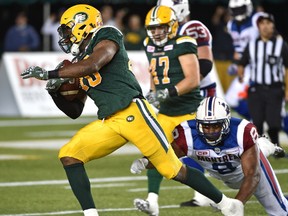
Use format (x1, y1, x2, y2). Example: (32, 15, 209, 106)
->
(59, 26, 182, 179)
(144, 36, 203, 142)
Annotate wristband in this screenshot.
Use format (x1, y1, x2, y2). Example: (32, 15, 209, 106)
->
(168, 86, 178, 97)
(48, 69, 59, 79)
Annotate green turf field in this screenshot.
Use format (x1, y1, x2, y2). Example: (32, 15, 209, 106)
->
(0, 116, 287, 216)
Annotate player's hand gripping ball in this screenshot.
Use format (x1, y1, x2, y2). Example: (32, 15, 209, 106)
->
(46, 60, 85, 101)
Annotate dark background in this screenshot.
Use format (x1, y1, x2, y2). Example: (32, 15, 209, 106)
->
(0, 0, 287, 57)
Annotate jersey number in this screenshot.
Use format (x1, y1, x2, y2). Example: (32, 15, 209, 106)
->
(185, 25, 208, 39)
(80, 73, 102, 91)
(212, 162, 237, 174)
(150, 56, 170, 85)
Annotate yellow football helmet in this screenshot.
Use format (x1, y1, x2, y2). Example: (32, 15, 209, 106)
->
(145, 5, 178, 47)
(58, 4, 103, 56)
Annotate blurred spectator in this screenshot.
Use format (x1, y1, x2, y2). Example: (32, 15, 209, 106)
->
(4, 11, 40, 52)
(101, 5, 115, 26)
(211, 6, 234, 60)
(124, 14, 146, 50)
(114, 7, 129, 32)
(41, 8, 65, 51)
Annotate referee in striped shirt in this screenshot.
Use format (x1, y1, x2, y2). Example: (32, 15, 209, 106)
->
(237, 13, 288, 158)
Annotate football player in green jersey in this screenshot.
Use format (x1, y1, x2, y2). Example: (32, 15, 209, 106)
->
(132, 5, 243, 216)
(21, 4, 240, 216)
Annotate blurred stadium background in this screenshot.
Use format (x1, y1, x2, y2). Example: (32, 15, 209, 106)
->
(0, 0, 287, 215)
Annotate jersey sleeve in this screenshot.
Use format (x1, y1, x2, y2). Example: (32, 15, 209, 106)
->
(173, 124, 189, 155)
(179, 20, 212, 47)
(94, 26, 123, 47)
(174, 36, 198, 56)
(242, 122, 258, 152)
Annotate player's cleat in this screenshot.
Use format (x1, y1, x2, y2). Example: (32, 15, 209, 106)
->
(273, 146, 286, 158)
(180, 199, 200, 207)
(134, 198, 159, 216)
(180, 191, 212, 207)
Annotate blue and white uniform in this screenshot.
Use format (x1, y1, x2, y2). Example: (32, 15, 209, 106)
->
(225, 12, 264, 116)
(174, 117, 288, 216)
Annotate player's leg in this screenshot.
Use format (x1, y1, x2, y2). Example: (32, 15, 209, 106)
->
(59, 119, 127, 216)
(178, 157, 213, 207)
(254, 151, 288, 215)
(133, 111, 197, 214)
(265, 87, 286, 158)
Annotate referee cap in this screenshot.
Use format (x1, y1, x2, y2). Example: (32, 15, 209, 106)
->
(257, 12, 275, 25)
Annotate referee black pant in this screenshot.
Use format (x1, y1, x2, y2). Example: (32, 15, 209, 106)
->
(247, 84, 284, 145)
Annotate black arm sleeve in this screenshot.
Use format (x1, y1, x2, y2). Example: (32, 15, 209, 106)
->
(199, 59, 213, 78)
(238, 44, 250, 66)
(49, 93, 84, 119)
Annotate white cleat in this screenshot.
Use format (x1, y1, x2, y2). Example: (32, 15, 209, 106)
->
(134, 198, 159, 216)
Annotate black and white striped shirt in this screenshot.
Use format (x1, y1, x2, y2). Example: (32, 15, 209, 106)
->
(239, 35, 288, 85)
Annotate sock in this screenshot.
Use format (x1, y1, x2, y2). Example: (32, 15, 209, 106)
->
(64, 163, 95, 210)
(83, 208, 99, 216)
(147, 169, 163, 194)
(183, 166, 222, 203)
(147, 192, 158, 203)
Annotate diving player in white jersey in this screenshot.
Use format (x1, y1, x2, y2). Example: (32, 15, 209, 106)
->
(225, 0, 264, 119)
(173, 96, 288, 216)
(132, 96, 288, 216)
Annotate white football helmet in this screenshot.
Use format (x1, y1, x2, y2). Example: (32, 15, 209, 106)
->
(157, 0, 190, 22)
(228, 0, 253, 22)
(196, 96, 231, 146)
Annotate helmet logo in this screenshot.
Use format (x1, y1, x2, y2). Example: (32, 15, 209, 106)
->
(74, 12, 88, 24)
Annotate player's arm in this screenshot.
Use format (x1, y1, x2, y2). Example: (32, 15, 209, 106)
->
(49, 93, 86, 119)
(177, 53, 200, 95)
(198, 45, 213, 79)
(237, 44, 250, 82)
(235, 124, 261, 204)
(58, 39, 119, 78)
(21, 39, 119, 80)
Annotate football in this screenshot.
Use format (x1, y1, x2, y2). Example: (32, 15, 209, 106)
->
(57, 60, 85, 101)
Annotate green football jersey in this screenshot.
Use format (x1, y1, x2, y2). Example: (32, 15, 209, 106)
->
(144, 36, 203, 116)
(78, 26, 143, 119)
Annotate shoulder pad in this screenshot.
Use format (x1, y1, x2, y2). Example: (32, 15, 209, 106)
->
(176, 36, 197, 46)
(143, 37, 150, 47)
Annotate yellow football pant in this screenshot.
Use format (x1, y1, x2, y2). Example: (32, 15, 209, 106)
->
(59, 98, 182, 179)
(157, 112, 196, 143)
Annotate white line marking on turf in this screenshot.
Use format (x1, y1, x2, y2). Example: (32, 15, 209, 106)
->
(0, 202, 261, 216)
(0, 118, 92, 127)
(1, 169, 287, 187)
(0, 176, 147, 187)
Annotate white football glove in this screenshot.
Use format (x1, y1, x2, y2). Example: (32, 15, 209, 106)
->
(145, 90, 160, 109)
(21, 66, 49, 80)
(156, 88, 170, 102)
(130, 158, 149, 174)
(212, 195, 244, 216)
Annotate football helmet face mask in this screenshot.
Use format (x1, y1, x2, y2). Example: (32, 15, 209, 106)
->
(145, 5, 178, 47)
(196, 97, 231, 146)
(228, 0, 253, 22)
(157, 0, 190, 23)
(58, 4, 103, 56)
